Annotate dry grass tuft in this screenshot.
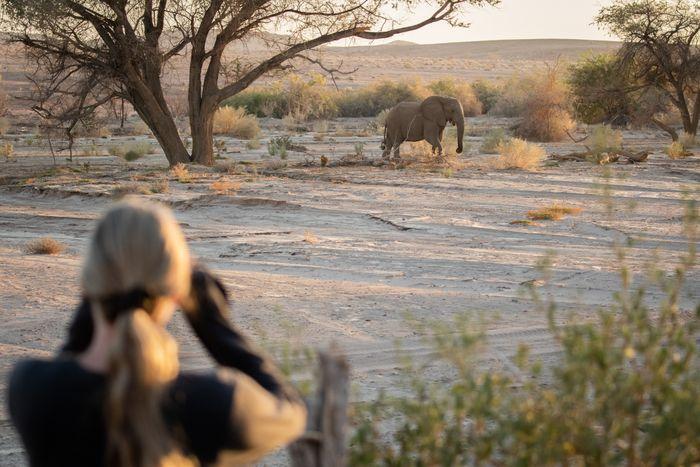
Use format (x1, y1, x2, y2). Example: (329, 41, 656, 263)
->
(210, 179, 241, 194)
(112, 184, 152, 198)
(214, 107, 260, 139)
(170, 163, 191, 183)
(510, 219, 538, 226)
(527, 204, 582, 221)
(150, 178, 169, 194)
(667, 141, 694, 159)
(487, 138, 546, 170)
(25, 237, 65, 255)
(303, 231, 319, 244)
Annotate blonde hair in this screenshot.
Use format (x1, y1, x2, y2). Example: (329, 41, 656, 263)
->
(82, 200, 192, 467)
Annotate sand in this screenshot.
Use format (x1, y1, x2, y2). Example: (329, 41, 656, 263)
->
(0, 117, 697, 465)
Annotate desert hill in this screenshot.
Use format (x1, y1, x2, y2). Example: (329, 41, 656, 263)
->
(327, 38, 619, 61)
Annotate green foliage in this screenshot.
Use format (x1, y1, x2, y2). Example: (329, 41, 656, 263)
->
(427, 78, 482, 116)
(588, 124, 623, 157)
(268, 135, 291, 159)
(568, 54, 632, 124)
(350, 200, 700, 466)
(108, 141, 154, 161)
(335, 79, 427, 118)
(226, 75, 492, 120)
(480, 128, 509, 154)
(471, 79, 502, 114)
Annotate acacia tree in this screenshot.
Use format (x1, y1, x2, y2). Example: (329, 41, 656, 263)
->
(1, 0, 498, 166)
(597, 0, 700, 140)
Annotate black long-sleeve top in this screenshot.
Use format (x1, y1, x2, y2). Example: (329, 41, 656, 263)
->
(7, 271, 307, 466)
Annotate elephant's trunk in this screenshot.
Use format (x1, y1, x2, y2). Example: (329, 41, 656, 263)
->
(456, 111, 465, 154)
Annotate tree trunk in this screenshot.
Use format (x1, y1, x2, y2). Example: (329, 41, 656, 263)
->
(651, 117, 679, 141)
(136, 104, 190, 166)
(125, 65, 191, 166)
(191, 111, 215, 166)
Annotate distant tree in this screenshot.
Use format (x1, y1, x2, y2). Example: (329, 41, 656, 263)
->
(568, 53, 669, 127)
(597, 0, 700, 139)
(2, 0, 500, 166)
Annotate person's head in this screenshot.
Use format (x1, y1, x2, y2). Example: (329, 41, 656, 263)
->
(82, 199, 192, 467)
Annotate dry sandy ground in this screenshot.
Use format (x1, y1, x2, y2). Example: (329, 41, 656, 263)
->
(0, 120, 698, 465)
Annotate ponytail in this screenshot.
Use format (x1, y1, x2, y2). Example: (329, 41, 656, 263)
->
(105, 308, 191, 467)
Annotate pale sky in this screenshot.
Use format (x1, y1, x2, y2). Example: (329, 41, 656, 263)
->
(342, 0, 618, 46)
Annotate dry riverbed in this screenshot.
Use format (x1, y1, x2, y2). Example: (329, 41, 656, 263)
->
(0, 120, 698, 465)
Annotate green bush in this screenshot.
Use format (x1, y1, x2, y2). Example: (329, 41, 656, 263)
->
(472, 79, 502, 115)
(568, 54, 639, 125)
(108, 141, 154, 161)
(480, 128, 509, 154)
(351, 201, 700, 465)
(428, 78, 482, 116)
(336, 79, 426, 118)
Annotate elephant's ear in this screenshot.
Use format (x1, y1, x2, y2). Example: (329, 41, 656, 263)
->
(420, 96, 447, 127)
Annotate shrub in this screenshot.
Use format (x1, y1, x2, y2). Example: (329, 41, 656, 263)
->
(335, 78, 426, 117)
(150, 178, 169, 194)
(210, 179, 241, 194)
(667, 141, 692, 159)
(568, 54, 632, 124)
(25, 237, 65, 255)
(588, 124, 623, 157)
(472, 79, 502, 114)
(268, 136, 292, 159)
(213, 106, 260, 139)
(489, 74, 535, 117)
(351, 201, 700, 465)
(1, 142, 14, 159)
(527, 204, 582, 221)
(109, 141, 154, 161)
(428, 78, 482, 116)
(480, 128, 509, 154)
(516, 67, 575, 142)
(492, 138, 546, 170)
(170, 163, 191, 183)
(303, 231, 318, 244)
(245, 138, 261, 150)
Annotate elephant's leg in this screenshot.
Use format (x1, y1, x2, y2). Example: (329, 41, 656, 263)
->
(392, 143, 401, 160)
(424, 121, 443, 157)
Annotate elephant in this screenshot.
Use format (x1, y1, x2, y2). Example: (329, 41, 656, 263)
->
(381, 95, 465, 160)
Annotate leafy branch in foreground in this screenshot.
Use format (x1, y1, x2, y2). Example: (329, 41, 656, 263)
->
(350, 199, 699, 466)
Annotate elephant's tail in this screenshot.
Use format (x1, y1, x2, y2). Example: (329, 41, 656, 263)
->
(380, 124, 387, 150)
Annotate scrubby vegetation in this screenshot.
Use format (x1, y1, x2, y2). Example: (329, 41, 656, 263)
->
(213, 106, 261, 139)
(491, 138, 546, 170)
(527, 204, 582, 221)
(351, 201, 700, 465)
(515, 67, 575, 142)
(108, 142, 155, 161)
(25, 237, 65, 255)
(480, 128, 509, 154)
(224, 75, 485, 121)
(588, 124, 623, 157)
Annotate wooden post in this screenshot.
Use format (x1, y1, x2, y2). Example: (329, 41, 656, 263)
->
(288, 348, 350, 467)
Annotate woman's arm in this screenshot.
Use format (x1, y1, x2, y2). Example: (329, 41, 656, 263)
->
(183, 269, 307, 454)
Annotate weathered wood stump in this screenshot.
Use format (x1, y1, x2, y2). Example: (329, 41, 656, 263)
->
(288, 348, 350, 467)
